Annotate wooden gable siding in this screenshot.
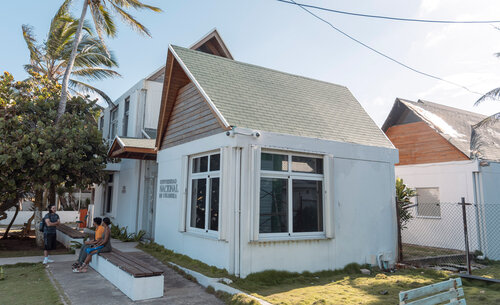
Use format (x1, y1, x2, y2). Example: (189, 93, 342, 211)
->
(161, 83, 224, 149)
(385, 121, 469, 165)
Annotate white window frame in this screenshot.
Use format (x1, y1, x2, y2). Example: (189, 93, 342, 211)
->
(259, 150, 326, 241)
(109, 107, 118, 140)
(122, 97, 130, 137)
(415, 187, 441, 219)
(186, 151, 221, 238)
(103, 174, 114, 215)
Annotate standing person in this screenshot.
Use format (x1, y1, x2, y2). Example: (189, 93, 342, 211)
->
(76, 217, 112, 272)
(72, 217, 103, 270)
(43, 204, 60, 264)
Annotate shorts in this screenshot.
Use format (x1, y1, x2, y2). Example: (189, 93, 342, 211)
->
(85, 245, 104, 254)
(44, 233, 57, 250)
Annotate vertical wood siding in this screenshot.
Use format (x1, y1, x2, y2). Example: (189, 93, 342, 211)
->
(161, 83, 224, 149)
(386, 121, 469, 165)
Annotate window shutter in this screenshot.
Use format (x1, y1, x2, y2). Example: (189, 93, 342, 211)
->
(249, 145, 261, 241)
(323, 154, 335, 238)
(219, 147, 232, 241)
(178, 155, 189, 232)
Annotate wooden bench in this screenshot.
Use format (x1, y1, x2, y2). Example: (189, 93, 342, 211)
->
(56, 224, 86, 249)
(399, 278, 466, 305)
(89, 249, 164, 301)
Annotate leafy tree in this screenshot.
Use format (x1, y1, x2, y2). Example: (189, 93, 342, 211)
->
(22, 6, 119, 105)
(396, 177, 416, 229)
(0, 72, 109, 244)
(57, 0, 162, 121)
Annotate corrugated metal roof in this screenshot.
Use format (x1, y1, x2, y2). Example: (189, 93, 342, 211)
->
(396, 99, 500, 162)
(171, 45, 393, 149)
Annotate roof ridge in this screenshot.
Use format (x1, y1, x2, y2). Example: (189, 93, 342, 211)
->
(171, 45, 348, 89)
(402, 99, 487, 120)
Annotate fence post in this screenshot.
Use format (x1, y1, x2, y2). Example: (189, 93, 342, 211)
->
(396, 197, 403, 262)
(460, 197, 471, 274)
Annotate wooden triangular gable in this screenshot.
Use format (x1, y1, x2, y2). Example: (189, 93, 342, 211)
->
(155, 48, 230, 150)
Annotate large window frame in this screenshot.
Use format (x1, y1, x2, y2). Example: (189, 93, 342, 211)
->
(259, 150, 325, 240)
(186, 151, 221, 237)
(103, 174, 114, 214)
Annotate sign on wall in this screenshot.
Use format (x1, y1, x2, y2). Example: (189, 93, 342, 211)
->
(159, 179, 178, 199)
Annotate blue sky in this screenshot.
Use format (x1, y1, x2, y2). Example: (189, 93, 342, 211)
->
(1, 0, 499, 126)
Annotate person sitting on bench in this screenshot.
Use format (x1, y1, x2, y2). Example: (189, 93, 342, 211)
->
(75, 217, 112, 273)
(72, 217, 103, 271)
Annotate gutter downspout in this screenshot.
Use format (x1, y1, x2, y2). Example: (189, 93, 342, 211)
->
(234, 147, 242, 277)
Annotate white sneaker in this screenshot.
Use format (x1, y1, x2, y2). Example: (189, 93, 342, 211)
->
(43, 258, 54, 264)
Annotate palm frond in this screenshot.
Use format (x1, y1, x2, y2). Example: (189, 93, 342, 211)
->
(71, 67, 121, 81)
(110, 2, 151, 37)
(68, 79, 115, 107)
(113, 0, 162, 12)
(475, 87, 500, 106)
(473, 112, 500, 128)
(21, 25, 42, 63)
(89, 2, 111, 55)
(54, 0, 74, 19)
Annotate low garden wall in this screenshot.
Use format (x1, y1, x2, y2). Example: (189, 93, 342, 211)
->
(0, 211, 79, 225)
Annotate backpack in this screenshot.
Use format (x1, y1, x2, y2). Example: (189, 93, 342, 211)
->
(39, 219, 45, 233)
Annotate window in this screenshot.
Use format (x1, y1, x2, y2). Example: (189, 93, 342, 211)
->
(416, 187, 440, 217)
(104, 174, 114, 214)
(260, 152, 324, 236)
(122, 97, 130, 136)
(188, 152, 220, 233)
(109, 107, 118, 140)
(99, 116, 104, 131)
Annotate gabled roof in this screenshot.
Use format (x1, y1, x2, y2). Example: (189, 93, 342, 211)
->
(383, 98, 500, 162)
(146, 29, 233, 83)
(156, 45, 394, 149)
(108, 137, 156, 160)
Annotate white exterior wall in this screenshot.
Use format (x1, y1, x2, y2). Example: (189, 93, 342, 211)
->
(156, 128, 398, 277)
(94, 77, 163, 233)
(396, 161, 480, 251)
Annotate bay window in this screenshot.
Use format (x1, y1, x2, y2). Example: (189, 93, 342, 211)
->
(188, 152, 220, 233)
(259, 152, 324, 237)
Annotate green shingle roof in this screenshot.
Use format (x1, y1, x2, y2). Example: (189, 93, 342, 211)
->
(171, 45, 393, 149)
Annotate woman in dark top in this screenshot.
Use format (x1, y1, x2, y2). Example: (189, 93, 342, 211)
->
(75, 217, 112, 273)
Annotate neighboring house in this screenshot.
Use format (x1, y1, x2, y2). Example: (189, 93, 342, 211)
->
(383, 98, 500, 259)
(153, 44, 399, 277)
(94, 29, 233, 238)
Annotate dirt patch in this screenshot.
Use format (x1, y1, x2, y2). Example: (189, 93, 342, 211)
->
(0, 230, 71, 258)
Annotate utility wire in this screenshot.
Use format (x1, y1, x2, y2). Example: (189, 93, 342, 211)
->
(277, 0, 500, 24)
(285, 0, 486, 97)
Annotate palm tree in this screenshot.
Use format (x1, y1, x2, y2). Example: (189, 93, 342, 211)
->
(57, 0, 162, 122)
(22, 9, 120, 105)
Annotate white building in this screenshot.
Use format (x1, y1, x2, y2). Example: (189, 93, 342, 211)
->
(95, 30, 233, 238)
(153, 44, 399, 277)
(383, 98, 500, 260)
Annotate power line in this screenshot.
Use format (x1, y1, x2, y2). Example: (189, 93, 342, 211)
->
(277, 0, 500, 24)
(284, 0, 486, 97)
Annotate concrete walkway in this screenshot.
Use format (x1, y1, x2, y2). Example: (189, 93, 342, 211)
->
(0, 254, 75, 265)
(45, 241, 224, 305)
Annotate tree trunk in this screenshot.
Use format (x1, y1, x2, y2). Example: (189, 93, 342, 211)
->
(48, 185, 56, 206)
(57, 0, 89, 122)
(2, 204, 19, 240)
(34, 190, 44, 247)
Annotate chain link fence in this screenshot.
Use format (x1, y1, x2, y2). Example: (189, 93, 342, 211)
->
(397, 200, 500, 275)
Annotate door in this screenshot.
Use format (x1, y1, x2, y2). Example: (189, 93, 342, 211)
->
(142, 161, 158, 240)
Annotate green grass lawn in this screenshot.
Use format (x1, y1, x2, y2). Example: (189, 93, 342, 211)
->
(138, 242, 500, 305)
(0, 263, 63, 305)
(231, 265, 500, 305)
